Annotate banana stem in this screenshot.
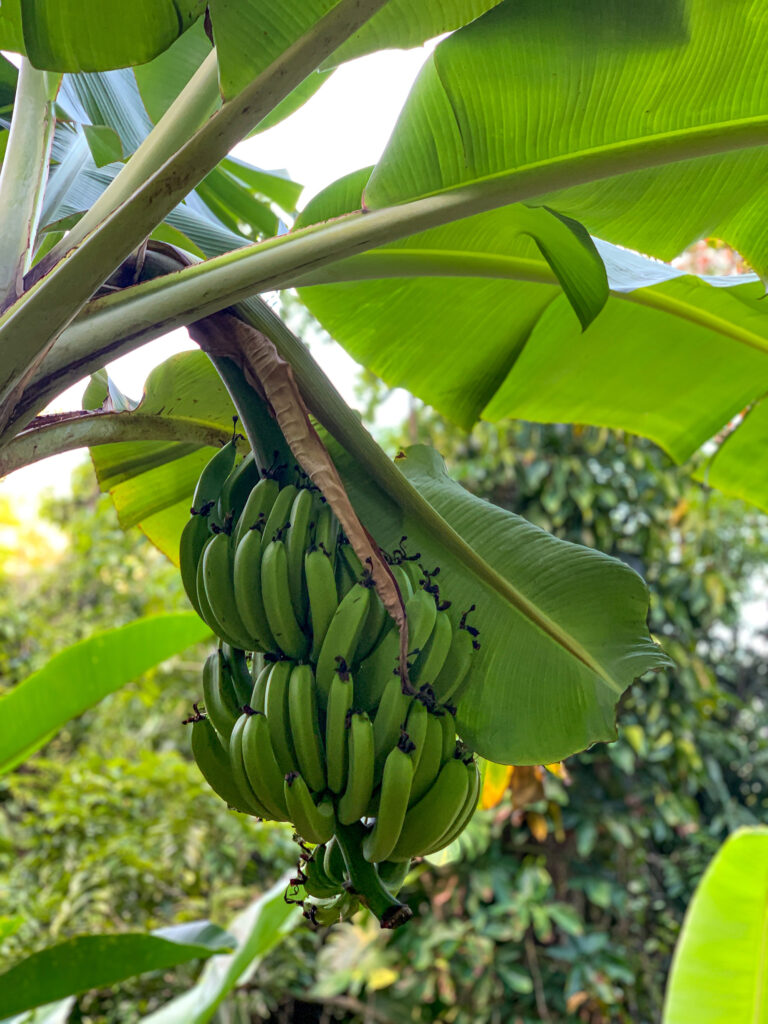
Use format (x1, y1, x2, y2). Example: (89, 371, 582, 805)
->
(333, 823, 413, 929)
(208, 354, 291, 474)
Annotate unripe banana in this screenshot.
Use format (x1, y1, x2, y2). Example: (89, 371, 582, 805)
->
(399, 558, 424, 593)
(202, 650, 240, 745)
(411, 611, 452, 687)
(389, 755, 470, 861)
(334, 546, 357, 600)
(303, 846, 342, 898)
(409, 710, 444, 806)
(323, 836, 346, 885)
(179, 513, 212, 618)
(438, 707, 457, 764)
(192, 437, 238, 517)
(355, 587, 437, 711)
(313, 502, 338, 555)
(423, 757, 481, 855)
(241, 710, 290, 820)
(262, 482, 298, 543)
(315, 583, 372, 706)
(233, 528, 279, 653)
(372, 673, 413, 768)
(218, 451, 259, 526)
(305, 546, 339, 661)
(432, 624, 475, 704)
(261, 540, 310, 660)
(356, 586, 388, 662)
(284, 773, 335, 844)
(228, 714, 272, 818)
(202, 532, 254, 650)
(363, 739, 415, 863)
(405, 698, 428, 774)
(325, 664, 354, 794)
(195, 535, 229, 641)
(376, 859, 411, 894)
(287, 663, 326, 793)
(338, 711, 375, 825)
(222, 645, 252, 706)
(233, 476, 279, 549)
(190, 715, 253, 814)
(305, 891, 356, 926)
(285, 487, 313, 623)
(249, 662, 271, 713)
(263, 660, 298, 776)
(339, 542, 364, 580)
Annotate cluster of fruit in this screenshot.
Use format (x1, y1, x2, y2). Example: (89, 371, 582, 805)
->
(180, 438, 480, 928)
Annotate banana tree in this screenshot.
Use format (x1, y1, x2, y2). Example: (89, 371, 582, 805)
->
(1, 0, 765, 773)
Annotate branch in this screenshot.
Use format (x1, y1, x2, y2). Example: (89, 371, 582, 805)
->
(0, 411, 230, 478)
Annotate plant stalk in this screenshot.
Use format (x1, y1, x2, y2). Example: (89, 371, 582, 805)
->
(0, 412, 231, 478)
(0, 60, 55, 308)
(333, 823, 412, 929)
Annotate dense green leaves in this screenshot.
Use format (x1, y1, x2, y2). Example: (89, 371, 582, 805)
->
(0, 613, 210, 773)
(15, 2, 206, 72)
(0, 923, 233, 1018)
(663, 828, 768, 1023)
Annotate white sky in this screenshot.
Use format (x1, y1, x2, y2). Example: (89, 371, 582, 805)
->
(1, 42, 436, 514)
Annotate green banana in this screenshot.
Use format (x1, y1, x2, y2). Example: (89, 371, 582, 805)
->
(241, 710, 290, 820)
(218, 451, 259, 525)
(192, 436, 238, 516)
(233, 476, 279, 549)
(179, 513, 212, 618)
(438, 707, 457, 764)
(398, 558, 424, 593)
(305, 546, 339, 661)
(376, 859, 411, 894)
(313, 502, 338, 554)
(323, 836, 346, 885)
(261, 540, 310, 660)
(372, 673, 413, 768)
(409, 710, 444, 806)
(325, 665, 354, 794)
(405, 697, 428, 772)
(228, 714, 272, 818)
(190, 715, 253, 814)
(412, 610, 452, 686)
(222, 645, 252, 706)
(334, 546, 357, 600)
(288, 663, 326, 793)
(338, 711, 375, 825)
(302, 846, 342, 898)
(339, 542, 364, 581)
(284, 773, 335, 844)
(264, 660, 298, 776)
(355, 587, 436, 711)
(305, 891, 357, 926)
(432, 624, 475, 705)
(285, 487, 313, 623)
(202, 532, 254, 650)
(423, 758, 481, 855)
(315, 583, 372, 706)
(202, 649, 240, 745)
(194, 535, 227, 640)
(363, 738, 415, 863)
(389, 755, 470, 861)
(249, 662, 272, 713)
(390, 563, 414, 604)
(233, 528, 279, 653)
(262, 482, 297, 542)
(356, 586, 388, 662)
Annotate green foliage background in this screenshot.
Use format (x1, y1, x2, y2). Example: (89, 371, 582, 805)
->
(2, 405, 767, 1022)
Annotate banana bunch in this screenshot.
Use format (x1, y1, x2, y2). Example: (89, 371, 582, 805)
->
(182, 442, 481, 928)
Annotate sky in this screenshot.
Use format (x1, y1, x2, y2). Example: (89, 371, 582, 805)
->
(0, 41, 437, 515)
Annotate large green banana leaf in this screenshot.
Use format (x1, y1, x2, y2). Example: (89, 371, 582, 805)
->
(662, 827, 768, 1024)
